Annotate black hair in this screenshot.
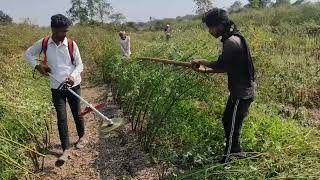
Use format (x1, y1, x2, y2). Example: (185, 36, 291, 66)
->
(51, 14, 72, 28)
(202, 8, 237, 33)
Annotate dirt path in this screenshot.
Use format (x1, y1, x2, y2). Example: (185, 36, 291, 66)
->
(35, 77, 160, 179)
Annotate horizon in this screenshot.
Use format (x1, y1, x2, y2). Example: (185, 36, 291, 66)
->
(1, 0, 248, 26)
(0, 0, 318, 26)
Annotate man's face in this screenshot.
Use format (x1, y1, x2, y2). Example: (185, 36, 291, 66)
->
(208, 25, 223, 39)
(52, 27, 69, 42)
(119, 33, 125, 40)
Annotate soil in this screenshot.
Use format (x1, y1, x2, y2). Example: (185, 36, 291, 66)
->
(34, 75, 161, 179)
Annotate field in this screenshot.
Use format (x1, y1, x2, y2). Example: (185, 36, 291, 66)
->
(1, 4, 320, 179)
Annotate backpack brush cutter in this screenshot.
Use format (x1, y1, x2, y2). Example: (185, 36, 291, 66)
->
(49, 73, 125, 133)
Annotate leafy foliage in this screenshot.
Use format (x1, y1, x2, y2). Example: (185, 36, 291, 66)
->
(1, 3, 320, 179)
(101, 4, 320, 179)
(67, 0, 118, 24)
(194, 0, 213, 14)
(0, 10, 12, 25)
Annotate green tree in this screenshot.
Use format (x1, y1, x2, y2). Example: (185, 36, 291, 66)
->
(110, 13, 126, 24)
(96, 0, 113, 23)
(126, 21, 139, 31)
(248, 0, 259, 8)
(0, 10, 12, 24)
(87, 0, 98, 21)
(248, 0, 272, 8)
(67, 0, 89, 23)
(228, 1, 243, 12)
(194, 0, 213, 14)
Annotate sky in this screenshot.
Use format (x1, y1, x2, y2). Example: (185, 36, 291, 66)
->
(0, 0, 318, 26)
(0, 0, 248, 26)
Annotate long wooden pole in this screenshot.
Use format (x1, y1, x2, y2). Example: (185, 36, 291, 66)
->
(138, 57, 196, 68)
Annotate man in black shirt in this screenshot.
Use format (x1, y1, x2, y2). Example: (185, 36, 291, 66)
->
(191, 8, 256, 163)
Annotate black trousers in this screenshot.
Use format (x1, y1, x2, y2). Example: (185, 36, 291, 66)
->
(51, 85, 84, 151)
(222, 96, 253, 155)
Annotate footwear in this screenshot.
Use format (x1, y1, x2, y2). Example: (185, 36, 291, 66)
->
(220, 141, 244, 163)
(231, 151, 246, 158)
(219, 151, 246, 164)
(55, 149, 70, 167)
(76, 137, 87, 149)
(219, 155, 227, 164)
(223, 139, 243, 153)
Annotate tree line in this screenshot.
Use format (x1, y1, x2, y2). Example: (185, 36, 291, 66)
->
(0, 0, 312, 26)
(193, 0, 310, 14)
(67, 0, 126, 24)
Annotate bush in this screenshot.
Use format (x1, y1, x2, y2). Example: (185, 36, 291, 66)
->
(0, 10, 13, 25)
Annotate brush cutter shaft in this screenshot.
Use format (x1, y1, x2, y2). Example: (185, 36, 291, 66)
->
(48, 73, 113, 124)
(139, 57, 194, 68)
(66, 89, 113, 124)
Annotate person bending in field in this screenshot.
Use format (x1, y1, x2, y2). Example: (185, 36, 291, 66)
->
(119, 31, 131, 58)
(25, 14, 85, 166)
(164, 24, 171, 41)
(191, 8, 256, 163)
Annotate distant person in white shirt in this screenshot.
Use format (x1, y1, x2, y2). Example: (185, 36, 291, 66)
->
(119, 31, 131, 57)
(25, 14, 85, 166)
(164, 24, 171, 41)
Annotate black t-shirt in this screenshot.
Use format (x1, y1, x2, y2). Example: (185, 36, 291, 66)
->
(209, 35, 256, 99)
